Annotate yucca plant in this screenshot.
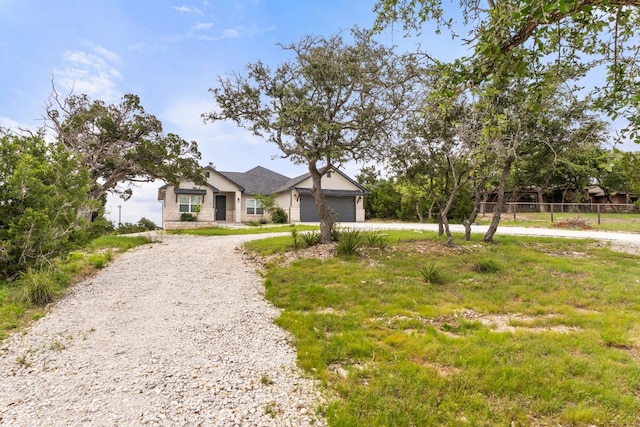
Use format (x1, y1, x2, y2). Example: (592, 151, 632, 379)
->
(336, 228, 361, 257)
(420, 263, 445, 284)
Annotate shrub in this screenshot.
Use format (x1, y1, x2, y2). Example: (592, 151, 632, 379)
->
(270, 207, 288, 224)
(301, 231, 321, 247)
(290, 227, 302, 250)
(364, 230, 389, 249)
(420, 263, 445, 284)
(180, 213, 196, 222)
(19, 268, 60, 305)
(336, 228, 361, 257)
(473, 259, 503, 274)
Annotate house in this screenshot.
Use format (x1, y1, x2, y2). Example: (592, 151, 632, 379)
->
(586, 186, 638, 205)
(157, 164, 367, 229)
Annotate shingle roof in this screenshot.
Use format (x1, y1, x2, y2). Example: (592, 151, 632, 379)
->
(217, 166, 291, 195)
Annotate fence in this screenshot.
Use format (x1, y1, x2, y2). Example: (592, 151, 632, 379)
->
(480, 202, 640, 224)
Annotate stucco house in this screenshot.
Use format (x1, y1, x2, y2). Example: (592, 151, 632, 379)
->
(157, 164, 367, 229)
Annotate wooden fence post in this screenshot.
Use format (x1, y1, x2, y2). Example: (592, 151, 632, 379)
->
(550, 203, 554, 223)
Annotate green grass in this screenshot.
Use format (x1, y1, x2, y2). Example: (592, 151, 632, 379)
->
(0, 234, 153, 340)
(167, 224, 318, 236)
(246, 231, 640, 426)
(476, 212, 640, 233)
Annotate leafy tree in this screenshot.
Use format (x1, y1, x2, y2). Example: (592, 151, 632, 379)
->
(204, 28, 416, 243)
(374, 0, 640, 140)
(0, 130, 97, 280)
(46, 89, 204, 202)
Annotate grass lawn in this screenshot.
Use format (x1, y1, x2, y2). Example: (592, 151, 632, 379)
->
(167, 224, 318, 236)
(246, 230, 640, 426)
(476, 212, 640, 233)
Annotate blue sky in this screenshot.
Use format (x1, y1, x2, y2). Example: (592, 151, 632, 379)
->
(2, 0, 415, 225)
(0, 1, 635, 225)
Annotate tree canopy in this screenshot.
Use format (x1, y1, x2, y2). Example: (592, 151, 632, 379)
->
(47, 90, 204, 202)
(374, 0, 640, 140)
(205, 28, 417, 242)
(0, 130, 97, 280)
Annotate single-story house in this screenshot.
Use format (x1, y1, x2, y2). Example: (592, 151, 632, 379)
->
(586, 186, 638, 205)
(157, 163, 367, 229)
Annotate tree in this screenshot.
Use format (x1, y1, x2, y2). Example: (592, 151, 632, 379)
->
(0, 130, 97, 280)
(375, 0, 640, 140)
(46, 89, 204, 203)
(204, 28, 416, 243)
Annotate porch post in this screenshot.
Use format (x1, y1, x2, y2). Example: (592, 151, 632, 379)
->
(234, 191, 242, 223)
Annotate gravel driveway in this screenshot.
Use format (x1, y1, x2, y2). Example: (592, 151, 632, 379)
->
(0, 234, 325, 427)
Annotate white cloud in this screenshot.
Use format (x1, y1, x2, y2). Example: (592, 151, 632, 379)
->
(173, 5, 203, 16)
(198, 26, 261, 41)
(55, 45, 122, 101)
(191, 22, 213, 31)
(0, 116, 23, 130)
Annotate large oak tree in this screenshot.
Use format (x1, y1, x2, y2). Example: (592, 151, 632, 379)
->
(47, 90, 204, 203)
(204, 28, 417, 243)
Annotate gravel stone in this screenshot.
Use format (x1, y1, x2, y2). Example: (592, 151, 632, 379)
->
(0, 234, 326, 427)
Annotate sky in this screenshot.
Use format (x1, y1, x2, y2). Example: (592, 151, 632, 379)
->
(0, 1, 636, 226)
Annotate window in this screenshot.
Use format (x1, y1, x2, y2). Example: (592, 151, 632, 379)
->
(246, 199, 263, 215)
(179, 195, 201, 213)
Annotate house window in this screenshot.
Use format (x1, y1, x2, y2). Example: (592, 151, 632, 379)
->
(327, 171, 332, 178)
(179, 195, 201, 213)
(246, 199, 263, 215)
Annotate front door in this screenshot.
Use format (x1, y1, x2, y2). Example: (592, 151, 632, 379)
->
(215, 195, 227, 221)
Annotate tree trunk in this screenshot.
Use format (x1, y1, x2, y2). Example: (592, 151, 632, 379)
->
(537, 188, 546, 212)
(483, 157, 513, 243)
(416, 202, 424, 223)
(308, 161, 334, 244)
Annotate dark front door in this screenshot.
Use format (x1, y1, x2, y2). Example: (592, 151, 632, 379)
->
(215, 195, 227, 221)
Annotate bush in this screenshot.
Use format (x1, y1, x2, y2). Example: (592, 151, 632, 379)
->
(180, 213, 196, 222)
(473, 259, 503, 274)
(363, 230, 389, 249)
(19, 268, 61, 305)
(301, 231, 321, 247)
(420, 263, 445, 284)
(336, 228, 361, 257)
(270, 207, 288, 224)
(290, 227, 302, 250)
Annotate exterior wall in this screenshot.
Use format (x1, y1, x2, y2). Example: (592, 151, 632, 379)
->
(295, 170, 356, 191)
(162, 181, 215, 230)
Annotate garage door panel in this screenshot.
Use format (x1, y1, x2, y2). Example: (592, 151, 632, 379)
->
(300, 195, 355, 222)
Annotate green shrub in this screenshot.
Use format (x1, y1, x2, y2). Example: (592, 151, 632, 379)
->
(363, 230, 389, 249)
(290, 227, 302, 250)
(474, 258, 503, 274)
(336, 228, 361, 257)
(87, 251, 113, 269)
(180, 213, 196, 222)
(271, 207, 288, 224)
(420, 263, 445, 284)
(19, 269, 60, 305)
(301, 231, 321, 247)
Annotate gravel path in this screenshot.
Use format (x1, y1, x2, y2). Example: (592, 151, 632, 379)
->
(0, 234, 326, 427)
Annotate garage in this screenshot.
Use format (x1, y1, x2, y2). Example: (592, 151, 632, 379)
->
(299, 192, 357, 222)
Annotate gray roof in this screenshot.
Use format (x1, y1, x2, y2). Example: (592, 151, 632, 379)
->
(273, 168, 367, 194)
(217, 166, 291, 195)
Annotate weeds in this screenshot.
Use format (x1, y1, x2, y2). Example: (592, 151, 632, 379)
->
(420, 263, 445, 284)
(363, 230, 389, 249)
(19, 268, 60, 305)
(260, 374, 274, 385)
(473, 258, 503, 273)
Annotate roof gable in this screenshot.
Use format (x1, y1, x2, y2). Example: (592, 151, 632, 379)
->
(217, 166, 291, 195)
